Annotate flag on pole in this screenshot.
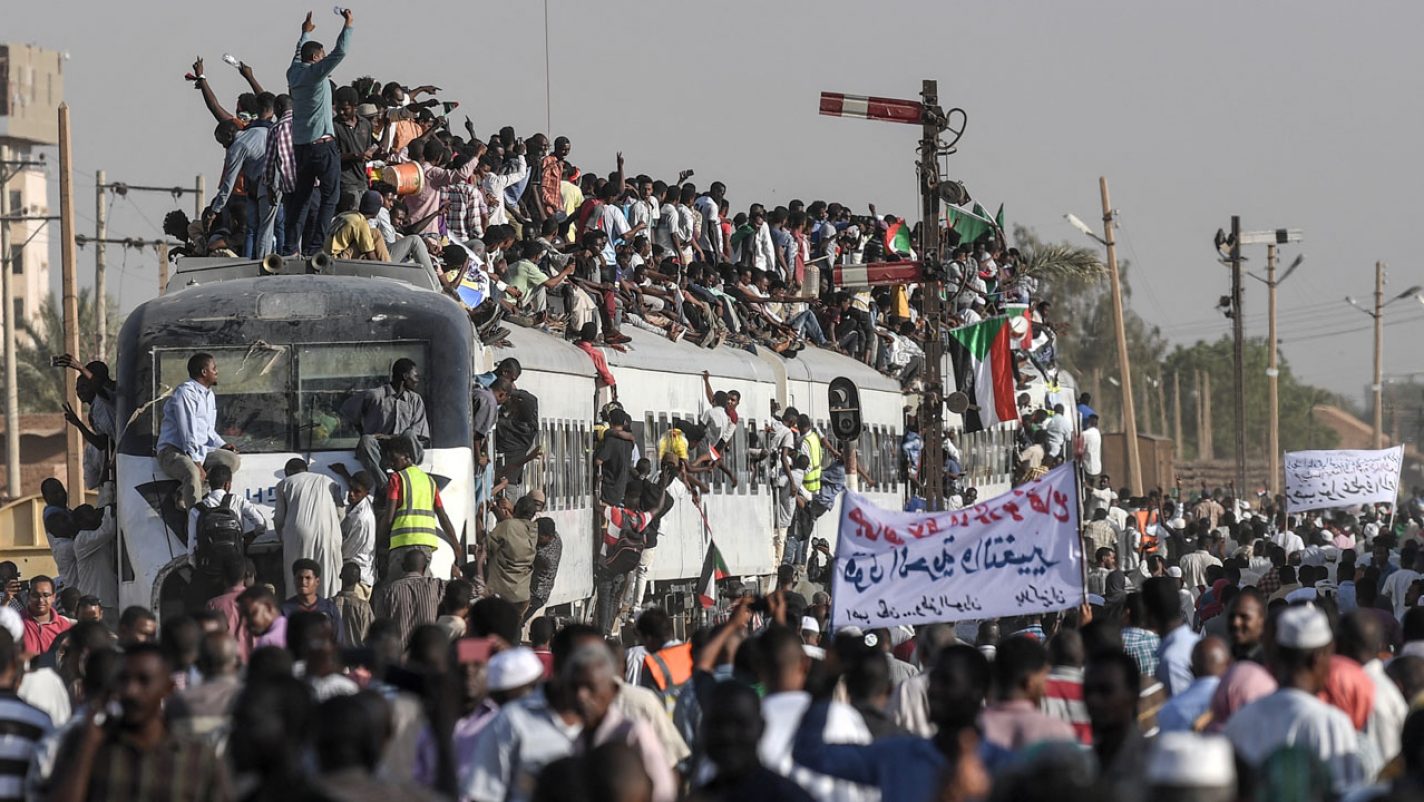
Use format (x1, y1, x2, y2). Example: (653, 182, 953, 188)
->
(947, 202, 998, 245)
(697, 540, 730, 608)
(883, 218, 914, 258)
(947, 316, 1019, 432)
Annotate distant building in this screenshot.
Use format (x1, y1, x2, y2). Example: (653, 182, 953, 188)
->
(0, 43, 64, 326)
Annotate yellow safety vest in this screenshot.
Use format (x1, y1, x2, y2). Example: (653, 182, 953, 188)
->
(390, 465, 442, 550)
(803, 432, 823, 492)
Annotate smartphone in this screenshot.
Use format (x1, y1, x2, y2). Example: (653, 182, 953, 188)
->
(49, 355, 64, 367)
(457, 636, 495, 665)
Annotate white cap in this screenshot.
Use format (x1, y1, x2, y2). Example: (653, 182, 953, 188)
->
(0, 607, 20, 643)
(802, 644, 827, 661)
(486, 647, 544, 692)
(1275, 605, 1333, 650)
(1086, 593, 1105, 606)
(1148, 732, 1236, 788)
(1169, 517, 1187, 529)
(1167, 566, 1183, 579)
(800, 616, 820, 634)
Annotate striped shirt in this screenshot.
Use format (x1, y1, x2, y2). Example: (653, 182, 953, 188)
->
(443, 181, 488, 243)
(63, 728, 231, 802)
(263, 110, 296, 196)
(371, 574, 445, 647)
(0, 691, 51, 802)
(1041, 667, 1092, 744)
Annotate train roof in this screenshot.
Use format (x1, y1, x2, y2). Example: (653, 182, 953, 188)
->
(601, 328, 777, 383)
(500, 324, 597, 378)
(122, 271, 468, 334)
(781, 342, 903, 393)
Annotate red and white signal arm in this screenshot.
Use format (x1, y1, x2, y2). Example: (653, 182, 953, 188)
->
(818, 92, 924, 125)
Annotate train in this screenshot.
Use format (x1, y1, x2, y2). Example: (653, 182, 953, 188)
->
(111, 255, 1066, 623)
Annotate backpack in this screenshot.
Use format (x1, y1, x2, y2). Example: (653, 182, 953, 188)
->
(600, 509, 647, 576)
(193, 494, 244, 577)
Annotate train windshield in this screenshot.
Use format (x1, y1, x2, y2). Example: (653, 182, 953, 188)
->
(152, 341, 429, 453)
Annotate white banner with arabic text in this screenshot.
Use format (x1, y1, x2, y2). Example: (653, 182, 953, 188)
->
(830, 463, 1084, 630)
(1284, 446, 1403, 513)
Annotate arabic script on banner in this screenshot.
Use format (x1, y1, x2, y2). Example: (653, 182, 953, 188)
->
(1284, 446, 1404, 513)
(830, 463, 1084, 629)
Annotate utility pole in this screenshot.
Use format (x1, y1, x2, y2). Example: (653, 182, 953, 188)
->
(1173, 372, 1183, 458)
(917, 80, 946, 511)
(1155, 376, 1168, 437)
(195, 174, 205, 218)
(0, 141, 12, 500)
(1229, 215, 1246, 497)
(59, 105, 83, 497)
(1266, 244, 1280, 494)
(159, 242, 170, 294)
(1203, 371, 1214, 461)
(95, 170, 107, 359)
(1374, 260, 1385, 449)
(1100, 177, 1142, 496)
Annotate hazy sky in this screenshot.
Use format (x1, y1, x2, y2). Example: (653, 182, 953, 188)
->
(11, 0, 1424, 401)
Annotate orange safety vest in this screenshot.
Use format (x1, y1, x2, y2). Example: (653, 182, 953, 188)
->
(1135, 508, 1161, 553)
(642, 642, 693, 693)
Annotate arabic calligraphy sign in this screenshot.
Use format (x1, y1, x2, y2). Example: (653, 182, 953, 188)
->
(1283, 446, 1403, 513)
(830, 463, 1084, 629)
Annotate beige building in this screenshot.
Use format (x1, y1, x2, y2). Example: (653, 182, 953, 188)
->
(0, 43, 64, 326)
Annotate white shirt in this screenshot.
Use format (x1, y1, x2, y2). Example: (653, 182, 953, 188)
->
(481, 157, 529, 227)
(1179, 550, 1223, 592)
(1044, 414, 1073, 459)
(1225, 688, 1364, 795)
(1081, 427, 1102, 474)
(1272, 530, 1306, 556)
(629, 197, 660, 239)
(46, 534, 77, 593)
(693, 195, 722, 255)
(341, 497, 377, 588)
(1363, 658, 1407, 765)
(73, 508, 119, 610)
(1382, 568, 1421, 618)
(655, 202, 678, 252)
(759, 691, 876, 802)
(753, 221, 776, 272)
(702, 406, 735, 448)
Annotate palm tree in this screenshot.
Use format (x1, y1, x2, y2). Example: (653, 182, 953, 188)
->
(6, 289, 117, 413)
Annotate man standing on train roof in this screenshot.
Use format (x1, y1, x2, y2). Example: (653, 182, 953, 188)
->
(157, 353, 241, 511)
(379, 436, 461, 579)
(339, 358, 430, 500)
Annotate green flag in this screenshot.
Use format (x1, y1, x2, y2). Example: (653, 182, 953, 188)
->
(949, 202, 997, 245)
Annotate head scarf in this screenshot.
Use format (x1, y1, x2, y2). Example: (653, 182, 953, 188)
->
(1207, 661, 1278, 732)
(1318, 654, 1374, 730)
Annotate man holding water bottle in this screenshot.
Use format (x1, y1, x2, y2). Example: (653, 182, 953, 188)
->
(283, 8, 354, 258)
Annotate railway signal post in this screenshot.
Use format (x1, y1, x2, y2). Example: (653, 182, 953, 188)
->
(819, 81, 953, 509)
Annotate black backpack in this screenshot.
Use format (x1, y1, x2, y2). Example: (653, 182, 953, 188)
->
(193, 495, 244, 577)
(601, 515, 647, 576)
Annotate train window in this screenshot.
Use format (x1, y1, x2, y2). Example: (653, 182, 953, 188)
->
(577, 422, 589, 507)
(732, 418, 747, 495)
(744, 417, 758, 494)
(155, 346, 294, 454)
(295, 343, 427, 451)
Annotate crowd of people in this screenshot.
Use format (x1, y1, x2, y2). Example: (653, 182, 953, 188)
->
(165, 9, 1060, 397)
(25, 9, 1424, 802)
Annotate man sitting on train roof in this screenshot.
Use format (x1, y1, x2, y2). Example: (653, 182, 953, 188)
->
(158, 353, 242, 511)
(338, 357, 430, 500)
(325, 190, 390, 262)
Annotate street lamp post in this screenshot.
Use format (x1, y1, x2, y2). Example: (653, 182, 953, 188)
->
(1345, 261, 1421, 449)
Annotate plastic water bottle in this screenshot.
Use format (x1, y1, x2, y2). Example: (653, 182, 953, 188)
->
(332, 5, 347, 16)
(221, 54, 241, 69)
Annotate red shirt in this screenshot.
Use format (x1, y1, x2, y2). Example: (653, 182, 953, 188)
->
(21, 612, 73, 655)
(576, 341, 616, 388)
(533, 647, 554, 680)
(386, 472, 447, 507)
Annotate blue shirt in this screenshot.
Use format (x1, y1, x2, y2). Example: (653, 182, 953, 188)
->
(792, 702, 1013, 802)
(157, 379, 226, 462)
(212, 124, 269, 213)
(1156, 675, 1220, 732)
(1156, 623, 1202, 697)
(286, 27, 352, 145)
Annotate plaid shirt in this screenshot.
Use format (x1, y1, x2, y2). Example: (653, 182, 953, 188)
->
(263, 110, 296, 196)
(444, 181, 487, 243)
(1255, 566, 1282, 595)
(1122, 626, 1161, 677)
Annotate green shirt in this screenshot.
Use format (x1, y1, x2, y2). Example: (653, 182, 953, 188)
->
(507, 259, 549, 296)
